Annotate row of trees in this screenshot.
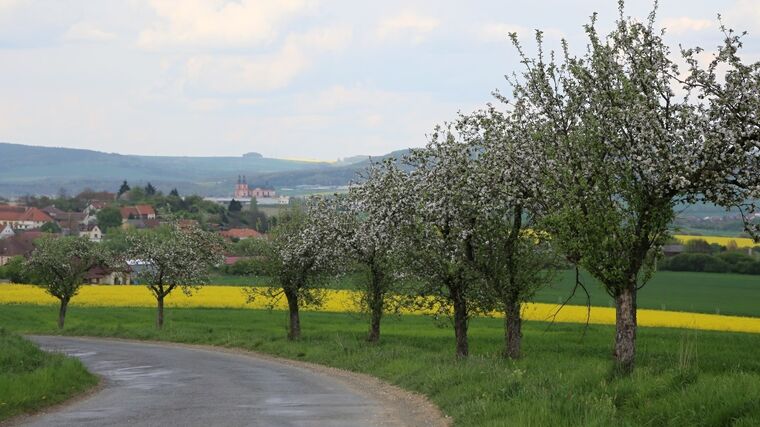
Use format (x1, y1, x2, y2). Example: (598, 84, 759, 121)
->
(25, 225, 224, 329)
(253, 5, 760, 373)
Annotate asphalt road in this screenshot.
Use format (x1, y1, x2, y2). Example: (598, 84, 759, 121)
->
(20, 336, 429, 427)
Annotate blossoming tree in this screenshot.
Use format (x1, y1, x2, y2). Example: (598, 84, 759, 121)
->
(127, 224, 224, 329)
(246, 199, 339, 340)
(330, 159, 414, 343)
(26, 236, 113, 329)
(506, 5, 759, 372)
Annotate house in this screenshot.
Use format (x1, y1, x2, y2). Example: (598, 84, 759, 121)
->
(42, 207, 88, 234)
(84, 201, 110, 215)
(120, 205, 156, 222)
(0, 224, 15, 240)
(85, 264, 131, 285)
(0, 231, 44, 265)
(80, 224, 103, 242)
(219, 228, 262, 240)
(0, 205, 54, 230)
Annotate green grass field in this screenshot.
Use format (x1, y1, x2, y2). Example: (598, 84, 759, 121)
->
(210, 270, 760, 317)
(0, 329, 98, 421)
(2, 305, 760, 426)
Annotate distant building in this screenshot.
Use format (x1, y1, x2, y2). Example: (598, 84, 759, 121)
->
(0, 205, 54, 230)
(85, 264, 130, 285)
(234, 175, 276, 199)
(80, 224, 103, 242)
(0, 231, 45, 265)
(219, 228, 262, 240)
(0, 224, 15, 240)
(120, 205, 157, 222)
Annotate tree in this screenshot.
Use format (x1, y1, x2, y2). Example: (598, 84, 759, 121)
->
(145, 182, 157, 196)
(245, 200, 338, 340)
(331, 162, 412, 342)
(0, 256, 30, 283)
(39, 222, 61, 234)
(126, 225, 224, 328)
(169, 188, 180, 197)
(464, 108, 559, 359)
(25, 236, 111, 329)
(505, 4, 759, 372)
(399, 130, 486, 358)
(118, 180, 130, 197)
(97, 206, 123, 232)
(228, 198, 242, 212)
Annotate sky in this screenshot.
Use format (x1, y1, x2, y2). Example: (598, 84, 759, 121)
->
(1, 0, 759, 161)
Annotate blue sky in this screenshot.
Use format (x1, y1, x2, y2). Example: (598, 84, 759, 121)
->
(1, 0, 759, 160)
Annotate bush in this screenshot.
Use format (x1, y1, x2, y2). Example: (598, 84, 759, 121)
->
(660, 252, 760, 275)
(0, 257, 30, 283)
(227, 258, 266, 276)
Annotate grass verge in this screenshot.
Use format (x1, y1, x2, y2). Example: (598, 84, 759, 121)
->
(0, 328, 98, 422)
(3, 305, 760, 425)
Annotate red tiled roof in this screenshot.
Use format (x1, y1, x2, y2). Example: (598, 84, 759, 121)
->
(0, 231, 48, 258)
(120, 205, 156, 220)
(219, 228, 262, 239)
(0, 206, 54, 223)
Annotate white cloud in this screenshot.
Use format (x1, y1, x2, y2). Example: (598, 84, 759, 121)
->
(661, 17, 714, 35)
(138, 0, 311, 49)
(181, 26, 351, 94)
(375, 11, 439, 43)
(63, 21, 117, 42)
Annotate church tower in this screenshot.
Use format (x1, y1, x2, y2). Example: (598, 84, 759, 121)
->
(234, 175, 250, 198)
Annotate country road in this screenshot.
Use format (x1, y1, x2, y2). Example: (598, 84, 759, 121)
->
(17, 336, 446, 427)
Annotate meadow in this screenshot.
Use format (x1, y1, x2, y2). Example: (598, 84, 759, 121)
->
(0, 329, 97, 421)
(1, 305, 759, 426)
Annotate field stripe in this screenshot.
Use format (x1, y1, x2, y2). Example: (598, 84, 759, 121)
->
(2, 284, 760, 334)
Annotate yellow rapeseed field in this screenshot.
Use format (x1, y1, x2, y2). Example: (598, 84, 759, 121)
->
(673, 234, 757, 248)
(2, 284, 760, 334)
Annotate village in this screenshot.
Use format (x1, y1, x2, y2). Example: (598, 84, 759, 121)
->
(0, 179, 275, 285)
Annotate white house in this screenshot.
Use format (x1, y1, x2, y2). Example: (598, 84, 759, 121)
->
(80, 225, 103, 242)
(0, 224, 15, 240)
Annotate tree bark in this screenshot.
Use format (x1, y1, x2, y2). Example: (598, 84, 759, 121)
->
(156, 295, 164, 329)
(451, 286, 469, 358)
(614, 284, 637, 373)
(285, 291, 300, 340)
(367, 268, 383, 343)
(503, 296, 522, 359)
(57, 298, 69, 330)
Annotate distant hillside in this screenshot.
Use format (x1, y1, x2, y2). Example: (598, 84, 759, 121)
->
(0, 143, 407, 197)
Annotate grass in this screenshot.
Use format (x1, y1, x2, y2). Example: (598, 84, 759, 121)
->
(0, 328, 98, 421)
(2, 304, 760, 426)
(210, 270, 760, 317)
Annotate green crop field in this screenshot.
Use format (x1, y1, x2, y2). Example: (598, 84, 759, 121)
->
(0, 329, 97, 422)
(209, 270, 760, 317)
(2, 305, 760, 426)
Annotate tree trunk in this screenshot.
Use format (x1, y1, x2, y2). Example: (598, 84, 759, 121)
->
(367, 269, 383, 343)
(156, 295, 164, 329)
(503, 297, 522, 359)
(452, 287, 469, 358)
(57, 298, 69, 330)
(614, 284, 637, 373)
(285, 291, 300, 340)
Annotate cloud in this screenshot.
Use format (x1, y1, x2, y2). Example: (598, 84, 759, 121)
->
(661, 17, 714, 35)
(138, 0, 311, 49)
(180, 26, 351, 94)
(63, 21, 117, 42)
(375, 11, 439, 43)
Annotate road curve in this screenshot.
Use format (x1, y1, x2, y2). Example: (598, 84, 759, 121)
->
(19, 336, 445, 427)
